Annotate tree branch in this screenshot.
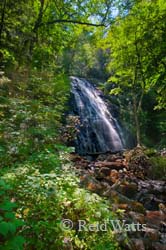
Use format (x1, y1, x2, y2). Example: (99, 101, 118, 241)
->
(101, 0, 112, 24)
(42, 19, 107, 27)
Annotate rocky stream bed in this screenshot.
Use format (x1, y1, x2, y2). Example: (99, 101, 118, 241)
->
(70, 147, 166, 250)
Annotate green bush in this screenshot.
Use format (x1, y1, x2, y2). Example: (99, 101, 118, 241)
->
(2, 162, 120, 250)
(149, 156, 166, 180)
(0, 179, 25, 250)
(0, 71, 70, 168)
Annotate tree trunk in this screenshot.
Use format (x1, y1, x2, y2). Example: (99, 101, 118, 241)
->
(0, 0, 7, 45)
(28, 0, 45, 58)
(133, 95, 141, 146)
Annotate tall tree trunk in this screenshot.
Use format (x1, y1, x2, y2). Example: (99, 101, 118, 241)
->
(29, 0, 45, 58)
(0, 0, 7, 45)
(133, 39, 145, 146)
(132, 66, 142, 147)
(133, 94, 141, 146)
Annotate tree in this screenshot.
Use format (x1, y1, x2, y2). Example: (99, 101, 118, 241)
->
(0, 0, 115, 66)
(103, 0, 166, 145)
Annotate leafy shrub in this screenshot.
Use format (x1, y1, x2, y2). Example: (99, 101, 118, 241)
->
(149, 156, 166, 180)
(0, 179, 25, 250)
(0, 71, 70, 168)
(60, 115, 81, 146)
(2, 161, 120, 250)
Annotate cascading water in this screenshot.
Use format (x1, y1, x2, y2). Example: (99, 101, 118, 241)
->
(70, 76, 126, 155)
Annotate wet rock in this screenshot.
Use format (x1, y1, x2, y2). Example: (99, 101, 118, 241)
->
(96, 153, 123, 162)
(136, 180, 166, 210)
(128, 211, 145, 224)
(105, 153, 124, 162)
(138, 194, 162, 210)
(158, 233, 166, 243)
(145, 210, 166, 229)
(104, 189, 132, 204)
(69, 153, 83, 162)
(86, 182, 102, 192)
(130, 238, 145, 250)
(125, 147, 151, 178)
(98, 167, 111, 177)
(112, 203, 128, 211)
(144, 227, 159, 241)
(129, 201, 146, 214)
(151, 242, 166, 250)
(79, 175, 102, 194)
(94, 161, 125, 169)
(138, 180, 166, 195)
(159, 203, 166, 214)
(159, 148, 166, 157)
(96, 153, 108, 161)
(160, 221, 166, 234)
(72, 149, 166, 250)
(109, 169, 119, 183)
(118, 182, 138, 199)
(85, 155, 95, 161)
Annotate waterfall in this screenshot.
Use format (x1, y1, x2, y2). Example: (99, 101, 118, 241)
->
(70, 76, 126, 155)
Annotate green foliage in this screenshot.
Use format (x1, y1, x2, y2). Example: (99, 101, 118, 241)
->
(141, 94, 166, 147)
(0, 70, 70, 167)
(100, 0, 166, 146)
(2, 159, 119, 250)
(149, 156, 166, 180)
(0, 64, 119, 249)
(0, 0, 113, 68)
(61, 115, 81, 146)
(0, 179, 25, 250)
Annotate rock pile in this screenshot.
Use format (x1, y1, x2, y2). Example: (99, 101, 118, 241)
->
(70, 148, 166, 250)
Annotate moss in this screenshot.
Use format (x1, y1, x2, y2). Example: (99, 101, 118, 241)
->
(148, 156, 166, 180)
(144, 148, 157, 157)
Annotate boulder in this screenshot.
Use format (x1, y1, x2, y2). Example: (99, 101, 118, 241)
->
(118, 182, 138, 199)
(98, 167, 111, 177)
(151, 242, 166, 250)
(125, 147, 151, 179)
(94, 161, 125, 169)
(130, 238, 145, 250)
(145, 210, 166, 229)
(144, 227, 159, 241)
(128, 211, 145, 224)
(109, 169, 119, 183)
(79, 174, 102, 194)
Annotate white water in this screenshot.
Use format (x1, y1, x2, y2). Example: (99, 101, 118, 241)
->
(71, 77, 125, 154)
